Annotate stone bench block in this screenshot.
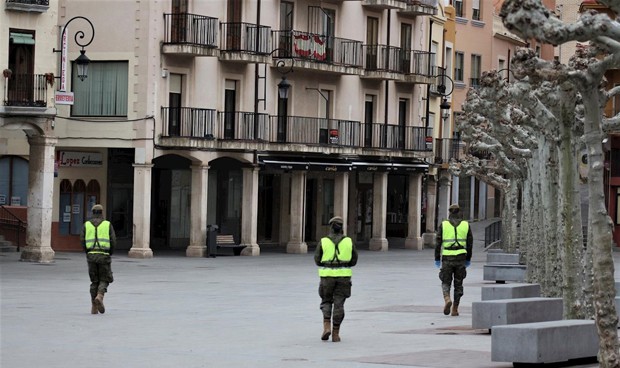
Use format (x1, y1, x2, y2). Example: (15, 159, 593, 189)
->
(491, 320, 598, 364)
(472, 297, 563, 330)
(483, 264, 526, 282)
(481, 283, 541, 301)
(486, 252, 520, 264)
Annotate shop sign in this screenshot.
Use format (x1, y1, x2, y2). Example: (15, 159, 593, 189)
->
(58, 151, 103, 167)
(0, 195, 5, 205)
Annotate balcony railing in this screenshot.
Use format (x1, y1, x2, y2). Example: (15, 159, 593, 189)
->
(429, 66, 447, 94)
(161, 107, 217, 138)
(4, 73, 47, 107)
(6, 0, 49, 12)
(272, 30, 363, 68)
(434, 138, 461, 164)
(161, 109, 432, 152)
(408, 50, 435, 77)
(220, 22, 272, 54)
(363, 45, 403, 73)
(163, 13, 218, 47)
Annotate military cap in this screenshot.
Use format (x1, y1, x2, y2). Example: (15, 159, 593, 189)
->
(92, 204, 104, 213)
(328, 216, 344, 225)
(449, 203, 460, 211)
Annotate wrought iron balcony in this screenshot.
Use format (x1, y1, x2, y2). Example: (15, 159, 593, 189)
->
(402, 50, 435, 84)
(219, 22, 272, 62)
(5, 0, 49, 12)
(272, 30, 363, 74)
(362, 45, 404, 79)
(399, 0, 438, 16)
(3, 73, 47, 107)
(160, 108, 432, 152)
(434, 138, 461, 164)
(162, 13, 219, 56)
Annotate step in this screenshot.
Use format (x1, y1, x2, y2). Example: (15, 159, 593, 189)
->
(491, 320, 597, 364)
(481, 283, 541, 301)
(472, 297, 563, 330)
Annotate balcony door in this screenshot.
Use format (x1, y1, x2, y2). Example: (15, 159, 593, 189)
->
(366, 17, 379, 70)
(364, 95, 375, 147)
(400, 24, 412, 74)
(168, 74, 182, 136)
(224, 80, 237, 139)
(227, 0, 242, 50)
(398, 99, 408, 149)
(309, 6, 335, 62)
(279, 2, 294, 55)
(277, 95, 288, 142)
(171, 0, 188, 43)
(8, 30, 35, 105)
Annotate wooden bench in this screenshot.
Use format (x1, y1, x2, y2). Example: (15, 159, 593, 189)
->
(215, 235, 246, 256)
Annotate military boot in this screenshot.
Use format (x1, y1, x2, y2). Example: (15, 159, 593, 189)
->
(91, 300, 99, 314)
(451, 301, 459, 316)
(94, 293, 105, 314)
(321, 319, 331, 341)
(443, 293, 452, 316)
(332, 325, 341, 342)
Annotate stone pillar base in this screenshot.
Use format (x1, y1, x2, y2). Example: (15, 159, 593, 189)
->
(128, 248, 154, 259)
(186, 245, 206, 257)
(286, 242, 307, 254)
(405, 237, 423, 250)
(20, 247, 55, 263)
(240, 245, 260, 256)
(369, 238, 388, 251)
(422, 233, 437, 248)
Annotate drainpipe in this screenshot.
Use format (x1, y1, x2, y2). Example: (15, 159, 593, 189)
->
(425, 19, 433, 142)
(254, 0, 262, 128)
(383, 9, 391, 147)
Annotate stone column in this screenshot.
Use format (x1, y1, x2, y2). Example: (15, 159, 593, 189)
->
(437, 169, 452, 223)
(478, 181, 487, 220)
(279, 173, 291, 245)
(21, 135, 57, 263)
(186, 164, 209, 257)
(129, 164, 154, 259)
(422, 175, 438, 247)
(334, 171, 349, 233)
(405, 172, 423, 250)
(240, 166, 260, 256)
(287, 170, 307, 253)
(369, 172, 388, 251)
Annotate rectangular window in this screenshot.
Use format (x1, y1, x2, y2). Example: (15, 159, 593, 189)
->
(454, 51, 464, 81)
(454, 0, 464, 17)
(72, 61, 128, 117)
(470, 54, 481, 88)
(472, 0, 480, 20)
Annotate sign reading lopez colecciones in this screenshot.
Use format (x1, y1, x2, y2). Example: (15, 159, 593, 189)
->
(57, 151, 103, 167)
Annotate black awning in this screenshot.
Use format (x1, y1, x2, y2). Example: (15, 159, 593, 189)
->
(261, 160, 309, 171)
(259, 157, 428, 173)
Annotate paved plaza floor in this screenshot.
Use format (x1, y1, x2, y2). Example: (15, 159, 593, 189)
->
(1, 223, 612, 368)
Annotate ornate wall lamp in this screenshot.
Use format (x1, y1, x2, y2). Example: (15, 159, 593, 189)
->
(53, 16, 95, 88)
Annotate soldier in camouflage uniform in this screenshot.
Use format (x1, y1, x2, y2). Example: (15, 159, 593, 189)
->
(80, 204, 116, 315)
(435, 204, 473, 316)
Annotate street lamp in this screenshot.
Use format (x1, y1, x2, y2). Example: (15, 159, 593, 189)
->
(53, 16, 95, 85)
(277, 76, 291, 99)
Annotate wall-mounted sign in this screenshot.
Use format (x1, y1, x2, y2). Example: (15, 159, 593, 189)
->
(54, 91, 74, 105)
(58, 151, 103, 167)
(10, 196, 20, 206)
(0, 195, 5, 205)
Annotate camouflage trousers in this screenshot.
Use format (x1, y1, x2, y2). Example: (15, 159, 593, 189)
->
(318, 276, 352, 326)
(439, 258, 467, 303)
(87, 253, 114, 300)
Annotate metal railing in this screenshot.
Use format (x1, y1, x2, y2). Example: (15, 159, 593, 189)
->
(220, 22, 272, 54)
(408, 50, 435, 77)
(161, 107, 217, 138)
(434, 138, 461, 164)
(363, 45, 403, 73)
(161, 109, 433, 152)
(6, 0, 49, 4)
(4, 73, 47, 107)
(484, 220, 502, 248)
(272, 30, 363, 68)
(163, 13, 218, 47)
(0, 205, 26, 251)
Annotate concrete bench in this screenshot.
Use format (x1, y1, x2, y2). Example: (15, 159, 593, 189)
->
(216, 235, 246, 256)
(481, 283, 541, 301)
(491, 320, 598, 364)
(486, 252, 520, 264)
(472, 297, 563, 330)
(483, 264, 526, 283)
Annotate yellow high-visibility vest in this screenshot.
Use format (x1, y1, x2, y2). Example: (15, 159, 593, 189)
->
(441, 220, 469, 257)
(84, 221, 111, 255)
(318, 237, 353, 277)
